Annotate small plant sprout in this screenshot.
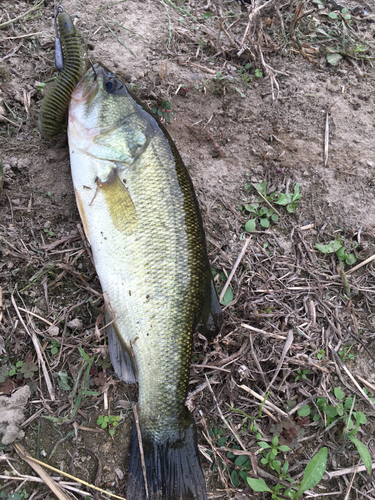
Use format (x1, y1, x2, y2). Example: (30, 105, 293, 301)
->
(43, 227, 55, 238)
(274, 183, 301, 213)
(258, 435, 291, 474)
(295, 369, 310, 382)
(213, 71, 226, 82)
(240, 180, 302, 232)
(236, 63, 252, 89)
(339, 344, 356, 362)
(151, 99, 173, 123)
(49, 339, 60, 356)
(8, 361, 23, 377)
(315, 237, 357, 266)
(222, 397, 330, 497)
(316, 349, 325, 360)
(97, 414, 122, 436)
(244, 203, 278, 231)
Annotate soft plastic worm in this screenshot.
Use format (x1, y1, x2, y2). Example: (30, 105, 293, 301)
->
(38, 7, 84, 140)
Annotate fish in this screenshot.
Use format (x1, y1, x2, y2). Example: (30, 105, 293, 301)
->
(38, 7, 84, 140)
(67, 63, 223, 500)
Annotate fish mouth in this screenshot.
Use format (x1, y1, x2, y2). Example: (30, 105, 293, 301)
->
(71, 63, 110, 103)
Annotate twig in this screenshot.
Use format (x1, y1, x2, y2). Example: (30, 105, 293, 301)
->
(324, 111, 329, 166)
(159, 0, 172, 48)
(314, 295, 375, 363)
(252, 184, 282, 217)
(132, 404, 149, 500)
(0, 476, 92, 498)
(13, 443, 126, 499)
(237, 383, 289, 419)
(186, 61, 216, 74)
(40, 232, 79, 251)
(0, 0, 43, 29)
(77, 223, 95, 268)
(11, 293, 55, 401)
(0, 41, 23, 62)
(0, 32, 42, 40)
(205, 375, 247, 451)
(299, 223, 315, 231)
(346, 253, 375, 275)
(241, 0, 277, 46)
(191, 364, 231, 373)
(17, 307, 53, 326)
(265, 329, 293, 392)
(220, 18, 240, 49)
(343, 461, 361, 500)
(219, 238, 251, 302)
(242, 323, 288, 341)
(324, 463, 375, 479)
(203, 128, 225, 158)
(0, 286, 3, 324)
(13, 444, 71, 500)
(201, 420, 229, 488)
(355, 375, 375, 393)
(330, 346, 375, 411)
(249, 333, 267, 386)
(98, 14, 135, 56)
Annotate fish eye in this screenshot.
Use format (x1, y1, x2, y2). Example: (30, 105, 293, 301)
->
(104, 78, 125, 94)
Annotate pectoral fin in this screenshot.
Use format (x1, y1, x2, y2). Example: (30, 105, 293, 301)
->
(75, 190, 91, 244)
(97, 170, 137, 235)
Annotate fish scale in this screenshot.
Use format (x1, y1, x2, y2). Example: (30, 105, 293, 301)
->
(68, 63, 223, 499)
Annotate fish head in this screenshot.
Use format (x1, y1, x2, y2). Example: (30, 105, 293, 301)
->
(68, 63, 151, 163)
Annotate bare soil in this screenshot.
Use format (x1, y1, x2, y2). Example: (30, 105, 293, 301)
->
(1, 1, 375, 499)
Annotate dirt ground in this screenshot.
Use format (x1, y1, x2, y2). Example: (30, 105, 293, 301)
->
(1, 0, 375, 499)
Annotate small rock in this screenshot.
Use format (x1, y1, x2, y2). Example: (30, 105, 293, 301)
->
(47, 325, 59, 336)
(67, 318, 83, 330)
(115, 468, 124, 480)
(367, 160, 373, 167)
(0, 385, 30, 445)
(238, 364, 250, 380)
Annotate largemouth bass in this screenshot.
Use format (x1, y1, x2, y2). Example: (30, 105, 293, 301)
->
(68, 63, 223, 500)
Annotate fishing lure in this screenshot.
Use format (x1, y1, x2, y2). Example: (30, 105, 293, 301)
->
(38, 6, 84, 140)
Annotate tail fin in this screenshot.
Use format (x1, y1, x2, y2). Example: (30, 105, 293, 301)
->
(126, 414, 207, 500)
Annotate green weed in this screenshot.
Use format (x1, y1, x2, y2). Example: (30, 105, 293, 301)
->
(44, 347, 100, 424)
(238, 180, 301, 231)
(151, 99, 173, 123)
(43, 228, 55, 238)
(295, 369, 310, 382)
(0, 490, 30, 500)
(315, 237, 357, 267)
(49, 338, 60, 356)
(338, 344, 356, 362)
(97, 414, 122, 436)
(236, 63, 252, 89)
(274, 183, 301, 213)
(296, 388, 372, 474)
